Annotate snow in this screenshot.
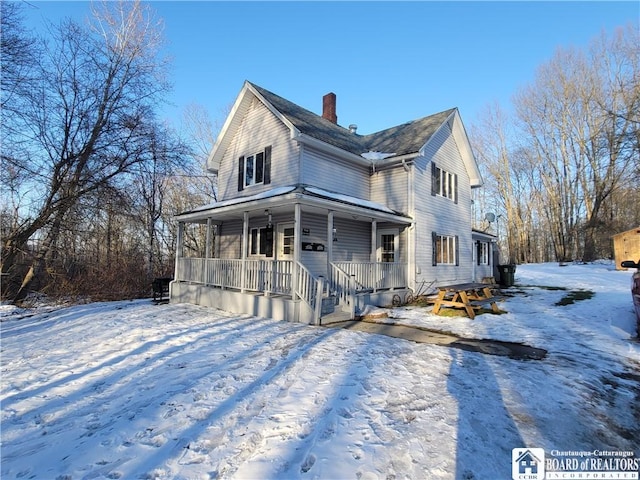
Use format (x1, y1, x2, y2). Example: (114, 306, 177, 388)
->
(360, 151, 397, 161)
(183, 187, 297, 214)
(178, 185, 399, 218)
(304, 186, 398, 215)
(1, 262, 638, 480)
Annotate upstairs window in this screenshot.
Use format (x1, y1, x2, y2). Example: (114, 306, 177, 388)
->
(431, 163, 458, 203)
(238, 146, 271, 191)
(245, 152, 264, 186)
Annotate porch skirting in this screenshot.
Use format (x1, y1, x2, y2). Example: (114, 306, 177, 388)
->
(170, 282, 302, 322)
(170, 281, 409, 324)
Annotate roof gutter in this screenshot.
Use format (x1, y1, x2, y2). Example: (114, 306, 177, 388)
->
(370, 152, 420, 172)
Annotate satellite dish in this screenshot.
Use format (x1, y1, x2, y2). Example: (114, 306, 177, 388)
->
(485, 212, 496, 223)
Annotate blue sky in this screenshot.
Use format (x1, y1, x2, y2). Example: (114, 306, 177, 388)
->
(22, 1, 639, 135)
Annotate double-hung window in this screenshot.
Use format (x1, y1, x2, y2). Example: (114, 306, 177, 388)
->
(250, 227, 274, 257)
(432, 163, 458, 202)
(238, 146, 271, 191)
(245, 151, 264, 187)
(432, 232, 459, 266)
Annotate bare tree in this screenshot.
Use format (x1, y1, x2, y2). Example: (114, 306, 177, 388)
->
(514, 24, 639, 262)
(471, 103, 535, 264)
(0, 2, 37, 113)
(0, 1, 177, 301)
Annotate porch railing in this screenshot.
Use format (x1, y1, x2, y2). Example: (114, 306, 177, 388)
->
(175, 257, 293, 295)
(331, 262, 407, 292)
(175, 257, 324, 324)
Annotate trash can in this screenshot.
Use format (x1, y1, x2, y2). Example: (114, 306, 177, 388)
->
(498, 264, 516, 287)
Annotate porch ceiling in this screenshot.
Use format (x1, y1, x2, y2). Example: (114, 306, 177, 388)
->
(174, 185, 413, 225)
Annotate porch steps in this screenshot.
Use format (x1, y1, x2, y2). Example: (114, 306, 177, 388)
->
(320, 310, 353, 325)
(321, 296, 337, 315)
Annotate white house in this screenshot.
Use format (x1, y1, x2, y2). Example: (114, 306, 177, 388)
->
(171, 81, 492, 324)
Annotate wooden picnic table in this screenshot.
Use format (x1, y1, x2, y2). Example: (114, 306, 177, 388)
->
(432, 282, 504, 319)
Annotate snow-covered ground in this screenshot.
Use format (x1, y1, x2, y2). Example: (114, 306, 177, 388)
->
(1, 262, 638, 480)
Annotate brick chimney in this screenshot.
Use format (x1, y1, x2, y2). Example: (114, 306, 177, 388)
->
(322, 92, 337, 124)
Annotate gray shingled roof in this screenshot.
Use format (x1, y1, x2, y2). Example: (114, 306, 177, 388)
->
(250, 82, 455, 158)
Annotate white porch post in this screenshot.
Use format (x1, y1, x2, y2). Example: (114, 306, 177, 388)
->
(241, 211, 249, 293)
(214, 224, 221, 259)
(371, 220, 378, 292)
(370, 220, 377, 262)
(293, 203, 301, 300)
(174, 221, 184, 280)
(327, 210, 334, 275)
(205, 218, 212, 259)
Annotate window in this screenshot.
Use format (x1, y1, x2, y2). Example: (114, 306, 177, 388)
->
(282, 227, 294, 256)
(250, 227, 273, 257)
(238, 146, 271, 191)
(245, 151, 264, 187)
(432, 232, 459, 266)
(477, 241, 489, 265)
(380, 234, 395, 262)
(432, 163, 458, 202)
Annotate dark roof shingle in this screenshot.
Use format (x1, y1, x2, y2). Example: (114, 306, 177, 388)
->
(250, 82, 454, 158)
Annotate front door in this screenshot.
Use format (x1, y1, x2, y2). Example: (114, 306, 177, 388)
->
(377, 228, 399, 263)
(377, 228, 399, 289)
(275, 222, 295, 293)
(277, 222, 295, 261)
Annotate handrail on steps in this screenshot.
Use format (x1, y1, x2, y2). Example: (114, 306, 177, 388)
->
(294, 261, 325, 326)
(329, 263, 356, 319)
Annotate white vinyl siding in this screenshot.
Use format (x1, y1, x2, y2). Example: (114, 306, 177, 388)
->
(299, 213, 329, 277)
(370, 167, 409, 214)
(217, 220, 243, 259)
(218, 98, 299, 201)
(331, 217, 372, 263)
(301, 146, 369, 199)
(413, 122, 473, 284)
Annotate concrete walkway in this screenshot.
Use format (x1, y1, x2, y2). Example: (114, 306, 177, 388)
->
(324, 320, 547, 360)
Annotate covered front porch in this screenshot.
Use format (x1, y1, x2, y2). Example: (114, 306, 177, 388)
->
(170, 185, 413, 324)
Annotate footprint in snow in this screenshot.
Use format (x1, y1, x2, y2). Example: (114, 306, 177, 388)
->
(300, 453, 316, 473)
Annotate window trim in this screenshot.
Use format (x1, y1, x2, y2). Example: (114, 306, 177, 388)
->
(249, 226, 274, 257)
(432, 232, 459, 266)
(238, 146, 271, 191)
(477, 241, 489, 265)
(431, 163, 458, 203)
(244, 150, 265, 188)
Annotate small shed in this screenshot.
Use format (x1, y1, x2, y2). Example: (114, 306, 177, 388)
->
(613, 226, 640, 270)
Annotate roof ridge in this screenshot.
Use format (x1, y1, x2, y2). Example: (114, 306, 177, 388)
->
(246, 80, 454, 157)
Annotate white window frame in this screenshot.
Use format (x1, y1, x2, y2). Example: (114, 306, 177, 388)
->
(436, 234, 457, 265)
(249, 227, 273, 257)
(435, 166, 457, 201)
(478, 241, 489, 265)
(244, 150, 265, 188)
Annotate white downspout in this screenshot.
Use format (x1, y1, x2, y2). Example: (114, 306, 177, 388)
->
(408, 161, 416, 291)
